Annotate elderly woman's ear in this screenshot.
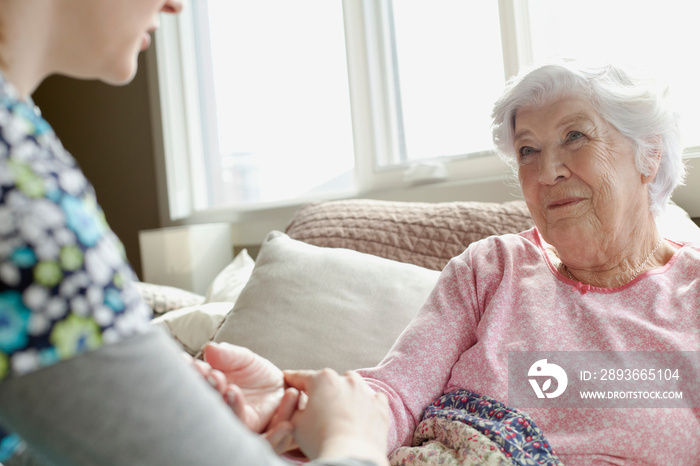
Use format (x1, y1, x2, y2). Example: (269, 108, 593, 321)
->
(641, 135, 664, 184)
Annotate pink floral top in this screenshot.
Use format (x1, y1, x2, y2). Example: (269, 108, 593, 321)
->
(359, 227, 700, 465)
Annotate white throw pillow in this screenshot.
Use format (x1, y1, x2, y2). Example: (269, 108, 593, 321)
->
(211, 231, 441, 372)
(152, 302, 234, 355)
(657, 201, 700, 244)
(205, 249, 256, 303)
(151, 250, 256, 354)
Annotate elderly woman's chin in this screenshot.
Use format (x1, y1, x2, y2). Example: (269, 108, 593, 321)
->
(530, 203, 599, 249)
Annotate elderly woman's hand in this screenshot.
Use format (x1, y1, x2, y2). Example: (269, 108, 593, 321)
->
(187, 345, 303, 454)
(283, 369, 390, 466)
(198, 342, 286, 434)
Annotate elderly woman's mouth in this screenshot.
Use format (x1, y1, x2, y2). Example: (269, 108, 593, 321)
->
(547, 197, 584, 209)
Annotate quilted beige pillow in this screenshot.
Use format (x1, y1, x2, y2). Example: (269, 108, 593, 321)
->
(211, 231, 440, 372)
(285, 199, 534, 271)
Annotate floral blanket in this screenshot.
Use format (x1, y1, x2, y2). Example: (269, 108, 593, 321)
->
(390, 390, 562, 466)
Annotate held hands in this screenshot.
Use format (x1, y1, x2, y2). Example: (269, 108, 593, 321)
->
(190, 343, 390, 464)
(282, 369, 390, 465)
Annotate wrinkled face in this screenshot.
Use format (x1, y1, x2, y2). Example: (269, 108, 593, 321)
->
(514, 97, 649, 259)
(51, 0, 183, 84)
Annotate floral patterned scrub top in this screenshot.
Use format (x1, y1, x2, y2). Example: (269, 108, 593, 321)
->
(0, 71, 152, 460)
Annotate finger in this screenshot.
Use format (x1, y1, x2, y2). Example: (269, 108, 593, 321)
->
(187, 357, 227, 394)
(297, 390, 309, 411)
(225, 386, 269, 434)
(205, 368, 228, 395)
(342, 370, 365, 388)
(263, 421, 295, 454)
(190, 358, 208, 372)
(282, 370, 314, 391)
(191, 361, 218, 386)
(203, 342, 258, 372)
(268, 388, 300, 428)
(283, 368, 338, 392)
(225, 385, 248, 420)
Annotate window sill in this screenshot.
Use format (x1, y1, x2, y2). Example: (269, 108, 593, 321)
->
(164, 171, 521, 245)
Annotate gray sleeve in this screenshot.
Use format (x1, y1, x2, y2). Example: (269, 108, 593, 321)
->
(0, 329, 293, 466)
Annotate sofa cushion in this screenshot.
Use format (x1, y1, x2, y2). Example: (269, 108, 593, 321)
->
(151, 302, 234, 355)
(211, 231, 440, 372)
(285, 199, 534, 271)
(135, 282, 205, 315)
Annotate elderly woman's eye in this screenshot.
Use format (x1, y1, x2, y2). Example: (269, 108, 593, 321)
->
(567, 131, 584, 141)
(519, 146, 535, 158)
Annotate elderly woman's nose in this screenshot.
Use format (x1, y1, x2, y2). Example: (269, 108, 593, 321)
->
(537, 147, 570, 185)
(161, 0, 184, 14)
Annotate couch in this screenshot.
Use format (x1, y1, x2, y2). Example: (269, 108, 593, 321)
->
(142, 198, 700, 372)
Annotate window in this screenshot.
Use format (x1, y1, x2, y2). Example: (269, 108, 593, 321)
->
(385, 1, 504, 164)
(152, 0, 700, 225)
(192, 1, 354, 208)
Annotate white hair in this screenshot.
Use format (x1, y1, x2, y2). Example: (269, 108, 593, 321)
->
(491, 61, 685, 216)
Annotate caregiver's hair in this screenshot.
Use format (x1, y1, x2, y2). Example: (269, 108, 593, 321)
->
(491, 61, 685, 216)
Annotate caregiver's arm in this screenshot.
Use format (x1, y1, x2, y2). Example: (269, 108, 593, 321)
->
(0, 329, 382, 466)
(0, 328, 291, 466)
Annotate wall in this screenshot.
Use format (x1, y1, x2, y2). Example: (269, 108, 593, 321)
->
(31, 52, 160, 278)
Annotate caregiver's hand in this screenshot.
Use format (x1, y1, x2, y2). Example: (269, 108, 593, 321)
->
(284, 369, 390, 466)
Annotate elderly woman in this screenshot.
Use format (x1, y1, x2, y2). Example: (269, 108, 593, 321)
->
(203, 61, 699, 465)
(356, 61, 699, 464)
